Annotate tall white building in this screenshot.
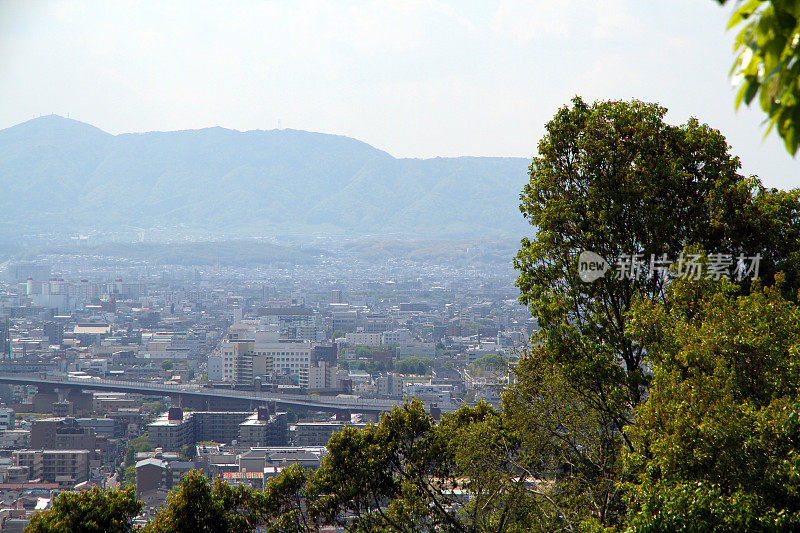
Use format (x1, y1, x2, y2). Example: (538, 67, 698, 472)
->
(299, 360, 345, 391)
(211, 327, 318, 384)
(207, 339, 240, 382)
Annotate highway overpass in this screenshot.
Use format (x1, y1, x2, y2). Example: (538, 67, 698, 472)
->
(0, 374, 456, 416)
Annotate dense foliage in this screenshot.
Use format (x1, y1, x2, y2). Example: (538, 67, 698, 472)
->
(393, 356, 435, 375)
(26, 487, 142, 533)
(510, 96, 800, 529)
(625, 274, 800, 532)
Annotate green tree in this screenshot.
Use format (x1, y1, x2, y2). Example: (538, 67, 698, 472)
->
(624, 274, 800, 531)
(259, 464, 316, 532)
(147, 401, 166, 415)
(179, 444, 196, 461)
(470, 354, 506, 370)
(306, 399, 457, 531)
(720, 0, 800, 155)
(124, 465, 136, 488)
(143, 470, 264, 533)
(303, 398, 553, 532)
(26, 486, 142, 533)
(438, 402, 564, 532)
(512, 96, 800, 527)
(394, 357, 433, 375)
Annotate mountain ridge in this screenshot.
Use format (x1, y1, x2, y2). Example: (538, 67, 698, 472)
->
(0, 115, 532, 243)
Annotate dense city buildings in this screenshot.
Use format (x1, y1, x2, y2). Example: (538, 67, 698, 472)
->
(0, 249, 531, 526)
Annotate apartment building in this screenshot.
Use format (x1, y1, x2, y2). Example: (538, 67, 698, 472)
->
(147, 408, 193, 451)
(291, 422, 345, 446)
(0, 407, 14, 431)
(13, 449, 89, 485)
(252, 340, 311, 380)
(30, 418, 95, 451)
(375, 373, 404, 397)
(192, 411, 252, 444)
(299, 360, 347, 392)
(344, 332, 382, 347)
(237, 409, 288, 447)
(148, 408, 288, 450)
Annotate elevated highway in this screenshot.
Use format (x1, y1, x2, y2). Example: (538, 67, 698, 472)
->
(0, 374, 456, 415)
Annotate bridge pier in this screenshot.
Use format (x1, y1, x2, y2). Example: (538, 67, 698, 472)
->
(63, 389, 92, 416)
(31, 386, 91, 416)
(32, 387, 59, 413)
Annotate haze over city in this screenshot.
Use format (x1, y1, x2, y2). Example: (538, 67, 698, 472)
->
(0, 1, 799, 532)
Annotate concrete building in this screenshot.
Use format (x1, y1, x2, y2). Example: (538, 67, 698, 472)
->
(212, 339, 246, 382)
(291, 422, 345, 446)
(30, 418, 95, 451)
(375, 373, 404, 397)
(147, 409, 193, 451)
(256, 306, 318, 341)
(251, 340, 311, 380)
(207, 354, 225, 382)
(238, 408, 288, 447)
(405, 383, 453, 406)
(148, 408, 287, 450)
(134, 457, 192, 500)
(13, 450, 89, 485)
(299, 360, 344, 391)
(192, 411, 252, 444)
(0, 407, 15, 431)
(134, 458, 167, 499)
(331, 310, 358, 333)
(381, 329, 412, 345)
(11, 452, 41, 481)
(238, 447, 327, 474)
(76, 418, 121, 439)
(310, 344, 337, 364)
(396, 341, 436, 359)
(344, 332, 382, 347)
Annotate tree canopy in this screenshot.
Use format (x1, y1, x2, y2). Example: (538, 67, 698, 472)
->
(26, 487, 142, 533)
(512, 96, 800, 528)
(624, 273, 800, 532)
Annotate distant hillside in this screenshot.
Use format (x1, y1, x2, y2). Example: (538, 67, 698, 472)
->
(15, 238, 522, 269)
(342, 239, 521, 266)
(24, 240, 323, 266)
(0, 115, 532, 241)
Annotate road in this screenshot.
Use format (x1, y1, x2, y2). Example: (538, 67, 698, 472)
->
(0, 373, 457, 414)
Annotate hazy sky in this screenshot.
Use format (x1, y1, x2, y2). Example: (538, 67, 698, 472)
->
(0, 0, 797, 188)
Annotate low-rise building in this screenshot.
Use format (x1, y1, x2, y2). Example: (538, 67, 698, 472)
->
(344, 332, 382, 347)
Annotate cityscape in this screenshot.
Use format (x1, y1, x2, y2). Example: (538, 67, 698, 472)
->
(0, 244, 532, 527)
(1, 1, 799, 532)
